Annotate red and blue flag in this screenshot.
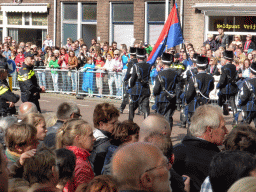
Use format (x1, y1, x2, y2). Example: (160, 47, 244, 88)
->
(147, 3, 183, 65)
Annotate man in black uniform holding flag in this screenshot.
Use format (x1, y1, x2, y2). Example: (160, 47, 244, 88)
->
(153, 52, 178, 130)
(120, 47, 137, 114)
(185, 56, 214, 126)
(128, 48, 151, 121)
(18, 53, 45, 113)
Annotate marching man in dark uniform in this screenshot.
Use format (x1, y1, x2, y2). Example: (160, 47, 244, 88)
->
(153, 53, 178, 130)
(217, 50, 238, 117)
(238, 62, 256, 127)
(18, 53, 45, 113)
(185, 56, 214, 126)
(120, 47, 137, 114)
(128, 48, 151, 121)
(0, 61, 20, 116)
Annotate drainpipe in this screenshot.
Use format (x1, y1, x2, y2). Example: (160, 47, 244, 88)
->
(165, 0, 169, 22)
(53, 0, 56, 46)
(180, 0, 184, 48)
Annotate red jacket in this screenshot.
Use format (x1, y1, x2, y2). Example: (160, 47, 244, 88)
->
(64, 146, 94, 192)
(15, 54, 25, 68)
(58, 54, 69, 69)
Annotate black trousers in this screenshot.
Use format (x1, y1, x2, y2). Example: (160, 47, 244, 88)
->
(120, 82, 129, 110)
(218, 93, 237, 116)
(244, 111, 256, 127)
(129, 95, 150, 121)
(156, 102, 176, 130)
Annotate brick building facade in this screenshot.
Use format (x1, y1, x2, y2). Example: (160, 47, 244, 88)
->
(0, 0, 256, 50)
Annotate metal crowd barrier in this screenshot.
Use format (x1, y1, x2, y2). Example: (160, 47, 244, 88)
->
(9, 68, 220, 101)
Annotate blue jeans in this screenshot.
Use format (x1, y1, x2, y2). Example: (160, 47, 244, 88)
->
(61, 71, 71, 92)
(115, 73, 122, 96)
(71, 71, 77, 92)
(51, 73, 59, 92)
(37, 71, 46, 88)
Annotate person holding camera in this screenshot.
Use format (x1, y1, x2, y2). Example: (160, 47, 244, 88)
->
(153, 53, 178, 130)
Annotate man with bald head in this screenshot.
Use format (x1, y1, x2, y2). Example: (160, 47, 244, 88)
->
(112, 142, 172, 192)
(18, 102, 38, 120)
(139, 114, 171, 142)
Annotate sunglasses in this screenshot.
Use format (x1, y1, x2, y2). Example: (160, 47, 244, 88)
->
(18, 52, 22, 53)
(210, 60, 214, 61)
(114, 54, 119, 56)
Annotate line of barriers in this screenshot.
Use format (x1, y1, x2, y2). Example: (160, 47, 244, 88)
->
(9, 68, 220, 102)
(10, 68, 155, 99)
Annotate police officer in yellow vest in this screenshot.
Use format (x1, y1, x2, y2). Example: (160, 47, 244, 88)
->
(0, 62, 20, 116)
(18, 53, 45, 113)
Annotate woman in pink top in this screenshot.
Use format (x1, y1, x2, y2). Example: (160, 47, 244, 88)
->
(58, 48, 69, 92)
(15, 48, 25, 69)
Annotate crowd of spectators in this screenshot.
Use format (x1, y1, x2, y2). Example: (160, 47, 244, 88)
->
(2, 28, 256, 99)
(1, 101, 256, 192)
(1, 35, 153, 98)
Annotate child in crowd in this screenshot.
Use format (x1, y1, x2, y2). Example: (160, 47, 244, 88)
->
(82, 56, 95, 97)
(49, 55, 60, 92)
(5, 123, 38, 169)
(95, 55, 105, 97)
(43, 34, 53, 52)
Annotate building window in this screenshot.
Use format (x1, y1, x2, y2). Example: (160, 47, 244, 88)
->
(63, 3, 78, 21)
(7, 12, 22, 25)
(32, 13, 47, 26)
(0, 12, 3, 25)
(146, 2, 165, 45)
(82, 3, 97, 21)
(82, 3, 97, 46)
(112, 3, 134, 48)
(63, 23, 77, 45)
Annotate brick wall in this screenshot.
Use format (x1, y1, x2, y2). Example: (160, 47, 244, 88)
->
(1, 0, 255, 49)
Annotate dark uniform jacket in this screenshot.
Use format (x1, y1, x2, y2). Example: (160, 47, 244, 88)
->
(0, 79, 20, 116)
(173, 135, 220, 192)
(153, 68, 178, 103)
(217, 63, 238, 94)
(185, 71, 214, 112)
(18, 64, 42, 102)
(186, 67, 198, 81)
(239, 77, 256, 111)
(124, 58, 137, 82)
(128, 61, 151, 96)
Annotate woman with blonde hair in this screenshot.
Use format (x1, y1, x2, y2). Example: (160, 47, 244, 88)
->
(56, 119, 95, 192)
(22, 113, 47, 141)
(232, 35, 243, 48)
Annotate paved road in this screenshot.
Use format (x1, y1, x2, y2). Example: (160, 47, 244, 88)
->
(14, 92, 236, 145)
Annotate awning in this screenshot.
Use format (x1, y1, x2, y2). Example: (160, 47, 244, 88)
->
(192, 3, 256, 16)
(1, 3, 48, 13)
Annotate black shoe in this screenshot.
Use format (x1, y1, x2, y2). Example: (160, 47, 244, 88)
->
(136, 111, 141, 115)
(120, 108, 124, 114)
(177, 104, 181, 111)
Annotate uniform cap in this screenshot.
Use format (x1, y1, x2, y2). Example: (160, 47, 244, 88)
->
(223, 51, 234, 60)
(196, 56, 208, 67)
(162, 53, 173, 64)
(129, 47, 136, 55)
(136, 48, 146, 58)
